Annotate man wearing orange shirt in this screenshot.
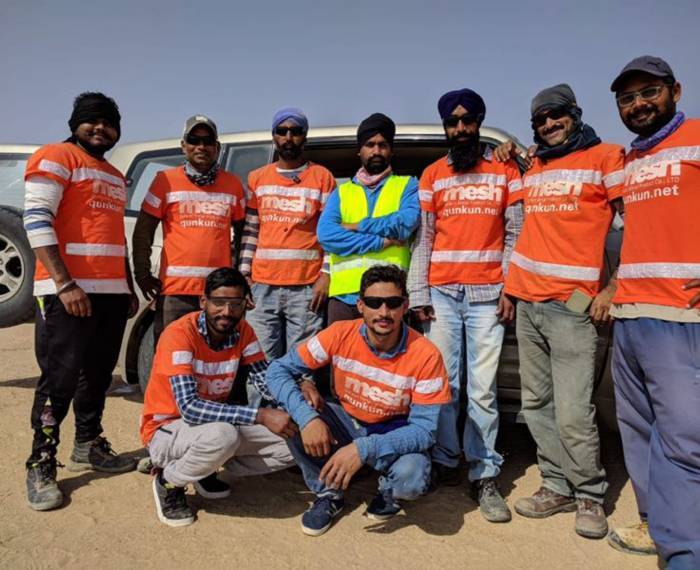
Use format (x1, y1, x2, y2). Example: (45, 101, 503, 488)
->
(132, 115, 246, 343)
(264, 265, 450, 536)
(497, 84, 625, 539)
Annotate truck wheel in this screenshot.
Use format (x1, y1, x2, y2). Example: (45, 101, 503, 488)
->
(0, 207, 35, 327)
(137, 322, 155, 394)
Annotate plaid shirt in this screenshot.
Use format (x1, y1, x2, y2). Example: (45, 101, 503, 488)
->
(167, 312, 268, 426)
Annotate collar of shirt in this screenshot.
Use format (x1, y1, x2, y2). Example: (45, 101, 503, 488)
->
(447, 145, 492, 166)
(197, 311, 239, 351)
(359, 322, 409, 359)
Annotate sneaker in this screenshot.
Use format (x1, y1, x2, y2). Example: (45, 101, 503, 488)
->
(514, 486, 577, 518)
(608, 520, 657, 555)
(26, 457, 63, 511)
(432, 463, 460, 487)
(575, 498, 608, 539)
(366, 492, 402, 521)
(193, 472, 231, 499)
(301, 495, 344, 536)
(472, 478, 512, 523)
(68, 436, 136, 473)
(152, 472, 195, 527)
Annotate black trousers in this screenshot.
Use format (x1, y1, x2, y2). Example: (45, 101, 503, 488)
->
(28, 294, 128, 464)
(153, 294, 200, 346)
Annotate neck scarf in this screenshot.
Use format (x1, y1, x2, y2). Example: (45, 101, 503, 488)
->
(631, 112, 685, 152)
(534, 107, 601, 161)
(184, 161, 219, 186)
(355, 165, 392, 188)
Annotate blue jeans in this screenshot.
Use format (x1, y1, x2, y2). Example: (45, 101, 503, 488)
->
(246, 283, 323, 405)
(613, 318, 700, 565)
(424, 287, 505, 480)
(287, 402, 432, 501)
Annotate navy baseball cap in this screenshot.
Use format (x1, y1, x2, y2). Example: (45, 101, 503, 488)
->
(610, 55, 675, 92)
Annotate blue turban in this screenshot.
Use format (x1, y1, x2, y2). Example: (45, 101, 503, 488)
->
(437, 89, 486, 124)
(272, 107, 308, 133)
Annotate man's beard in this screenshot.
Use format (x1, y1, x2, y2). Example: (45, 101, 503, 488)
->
(364, 156, 389, 174)
(623, 103, 676, 137)
(205, 313, 239, 336)
(277, 142, 303, 160)
(76, 137, 116, 157)
(448, 133, 481, 172)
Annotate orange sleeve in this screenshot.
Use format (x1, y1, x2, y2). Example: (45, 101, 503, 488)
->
(141, 171, 168, 218)
(418, 167, 436, 213)
(229, 174, 246, 222)
(296, 321, 345, 370)
(411, 346, 451, 406)
(156, 328, 196, 377)
(25, 144, 74, 188)
(246, 171, 259, 210)
(239, 321, 265, 365)
(601, 145, 626, 202)
(504, 159, 524, 205)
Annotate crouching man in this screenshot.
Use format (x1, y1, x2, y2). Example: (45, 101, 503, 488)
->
(264, 265, 450, 536)
(140, 267, 296, 527)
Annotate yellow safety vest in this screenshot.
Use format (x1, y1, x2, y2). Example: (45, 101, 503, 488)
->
(329, 175, 411, 297)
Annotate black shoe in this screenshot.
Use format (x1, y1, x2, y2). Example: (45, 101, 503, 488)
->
(152, 472, 195, 527)
(432, 463, 460, 487)
(194, 472, 231, 499)
(26, 456, 63, 511)
(472, 478, 511, 523)
(68, 436, 136, 473)
(366, 492, 402, 521)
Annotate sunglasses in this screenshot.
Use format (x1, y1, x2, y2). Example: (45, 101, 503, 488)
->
(274, 126, 306, 137)
(615, 85, 665, 108)
(185, 134, 217, 146)
(531, 107, 570, 127)
(208, 297, 246, 310)
(443, 114, 478, 129)
(361, 296, 405, 310)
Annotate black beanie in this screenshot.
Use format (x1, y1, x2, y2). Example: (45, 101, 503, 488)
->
(68, 92, 121, 139)
(357, 113, 396, 147)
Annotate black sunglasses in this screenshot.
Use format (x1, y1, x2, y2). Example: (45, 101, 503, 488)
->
(185, 134, 217, 146)
(442, 114, 478, 129)
(274, 126, 306, 137)
(531, 106, 570, 128)
(361, 296, 405, 310)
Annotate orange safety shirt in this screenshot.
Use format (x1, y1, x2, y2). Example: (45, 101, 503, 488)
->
(140, 312, 264, 445)
(613, 119, 700, 308)
(141, 166, 245, 296)
(419, 154, 522, 285)
(25, 142, 129, 295)
(296, 319, 450, 424)
(504, 143, 625, 302)
(247, 162, 335, 285)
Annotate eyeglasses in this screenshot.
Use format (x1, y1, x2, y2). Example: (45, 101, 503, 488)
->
(207, 297, 246, 310)
(615, 85, 666, 108)
(443, 114, 478, 129)
(185, 134, 217, 146)
(361, 296, 405, 310)
(274, 126, 306, 137)
(531, 106, 570, 127)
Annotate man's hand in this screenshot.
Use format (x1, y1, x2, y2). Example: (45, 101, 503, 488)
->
(255, 408, 298, 439)
(412, 305, 435, 323)
(683, 279, 700, 309)
(245, 276, 256, 310)
(383, 238, 403, 249)
(301, 417, 336, 458)
(127, 292, 139, 319)
(136, 274, 161, 301)
(58, 284, 92, 317)
(496, 293, 515, 324)
(341, 222, 360, 231)
(492, 140, 536, 170)
(590, 283, 616, 324)
(309, 272, 330, 313)
(319, 443, 363, 490)
(300, 380, 325, 411)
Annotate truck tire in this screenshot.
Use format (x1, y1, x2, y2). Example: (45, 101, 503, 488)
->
(137, 321, 155, 394)
(0, 207, 35, 327)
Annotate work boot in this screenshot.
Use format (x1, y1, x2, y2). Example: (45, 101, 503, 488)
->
(608, 520, 657, 555)
(152, 471, 195, 527)
(26, 454, 64, 511)
(68, 436, 136, 473)
(366, 491, 402, 521)
(514, 486, 576, 518)
(472, 478, 512, 523)
(575, 498, 608, 539)
(194, 472, 231, 499)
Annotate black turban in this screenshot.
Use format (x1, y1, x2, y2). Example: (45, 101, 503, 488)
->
(68, 92, 121, 139)
(530, 83, 578, 118)
(357, 113, 396, 147)
(437, 88, 486, 124)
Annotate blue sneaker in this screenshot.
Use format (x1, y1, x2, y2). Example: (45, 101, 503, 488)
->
(301, 495, 344, 536)
(366, 491, 402, 521)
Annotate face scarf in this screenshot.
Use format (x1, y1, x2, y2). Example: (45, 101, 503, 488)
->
(355, 165, 392, 188)
(534, 106, 601, 161)
(184, 161, 219, 186)
(631, 111, 685, 152)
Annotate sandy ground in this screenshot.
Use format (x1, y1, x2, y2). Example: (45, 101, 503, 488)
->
(0, 324, 660, 570)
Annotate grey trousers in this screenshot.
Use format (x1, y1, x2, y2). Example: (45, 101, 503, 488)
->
(516, 300, 608, 502)
(148, 420, 295, 488)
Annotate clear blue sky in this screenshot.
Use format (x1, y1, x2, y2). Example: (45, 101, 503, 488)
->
(2, 0, 698, 148)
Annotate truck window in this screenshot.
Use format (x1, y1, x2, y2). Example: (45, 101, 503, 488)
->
(0, 153, 31, 210)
